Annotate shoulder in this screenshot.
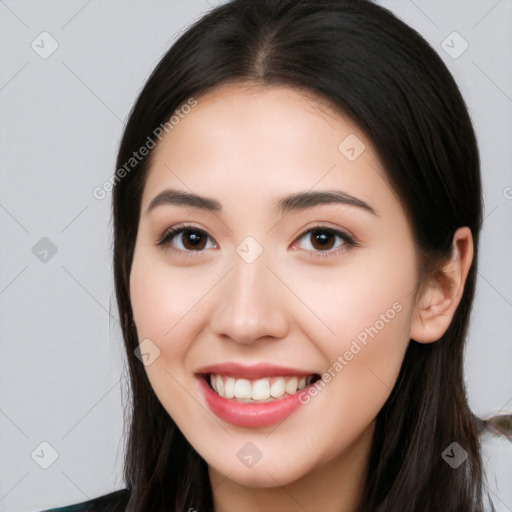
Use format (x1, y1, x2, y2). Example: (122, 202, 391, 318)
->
(40, 488, 130, 512)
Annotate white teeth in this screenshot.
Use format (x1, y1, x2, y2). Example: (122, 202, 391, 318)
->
(215, 374, 224, 396)
(209, 374, 315, 401)
(224, 377, 235, 399)
(285, 377, 298, 395)
(234, 379, 252, 399)
(252, 379, 271, 401)
(270, 377, 286, 398)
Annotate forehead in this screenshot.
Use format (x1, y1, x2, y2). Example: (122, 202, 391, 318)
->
(140, 83, 399, 220)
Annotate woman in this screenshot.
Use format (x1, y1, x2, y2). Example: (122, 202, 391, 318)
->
(42, 0, 501, 510)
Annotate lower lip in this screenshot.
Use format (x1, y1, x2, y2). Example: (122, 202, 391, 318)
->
(198, 376, 308, 428)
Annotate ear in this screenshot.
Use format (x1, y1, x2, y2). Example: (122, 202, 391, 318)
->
(410, 227, 474, 344)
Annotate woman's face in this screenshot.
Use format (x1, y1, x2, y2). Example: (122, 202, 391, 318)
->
(129, 84, 421, 488)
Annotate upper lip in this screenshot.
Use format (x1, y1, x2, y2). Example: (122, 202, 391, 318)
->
(195, 362, 318, 379)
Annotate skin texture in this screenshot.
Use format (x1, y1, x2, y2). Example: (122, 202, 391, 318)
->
(129, 83, 473, 512)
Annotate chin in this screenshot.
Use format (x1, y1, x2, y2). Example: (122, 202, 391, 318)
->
(208, 454, 315, 488)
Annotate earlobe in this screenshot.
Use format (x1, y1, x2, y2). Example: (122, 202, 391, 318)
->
(410, 227, 473, 344)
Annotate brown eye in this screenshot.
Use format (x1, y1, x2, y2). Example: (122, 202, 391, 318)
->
(296, 227, 354, 254)
(309, 230, 336, 251)
(180, 229, 207, 250)
(158, 227, 216, 252)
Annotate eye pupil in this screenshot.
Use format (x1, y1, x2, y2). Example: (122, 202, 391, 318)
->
(311, 230, 334, 250)
(183, 230, 206, 250)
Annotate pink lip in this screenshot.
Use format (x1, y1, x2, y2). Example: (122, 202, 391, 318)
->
(195, 362, 315, 379)
(197, 376, 308, 428)
(195, 363, 319, 428)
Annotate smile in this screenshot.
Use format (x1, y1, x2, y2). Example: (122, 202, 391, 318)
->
(207, 374, 317, 402)
(196, 363, 321, 428)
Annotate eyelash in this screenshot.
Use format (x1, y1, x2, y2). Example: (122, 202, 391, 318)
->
(156, 224, 357, 259)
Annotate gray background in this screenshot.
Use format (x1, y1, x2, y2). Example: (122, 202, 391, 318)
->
(0, 1, 510, 511)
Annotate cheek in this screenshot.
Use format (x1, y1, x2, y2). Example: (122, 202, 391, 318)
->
(280, 241, 416, 418)
(129, 255, 191, 354)
(287, 245, 416, 352)
(129, 256, 210, 426)
(129, 254, 222, 364)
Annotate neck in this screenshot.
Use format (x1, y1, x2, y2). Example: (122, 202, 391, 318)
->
(209, 422, 373, 512)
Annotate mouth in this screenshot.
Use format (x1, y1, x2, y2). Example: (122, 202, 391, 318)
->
(200, 373, 321, 403)
(195, 364, 322, 428)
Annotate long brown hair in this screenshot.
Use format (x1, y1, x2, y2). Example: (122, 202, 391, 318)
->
(112, 1, 494, 510)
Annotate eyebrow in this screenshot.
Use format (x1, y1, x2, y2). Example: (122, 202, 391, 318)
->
(275, 190, 377, 216)
(145, 189, 222, 215)
(145, 188, 378, 216)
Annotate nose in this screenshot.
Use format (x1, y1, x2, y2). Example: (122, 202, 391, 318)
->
(209, 253, 290, 345)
